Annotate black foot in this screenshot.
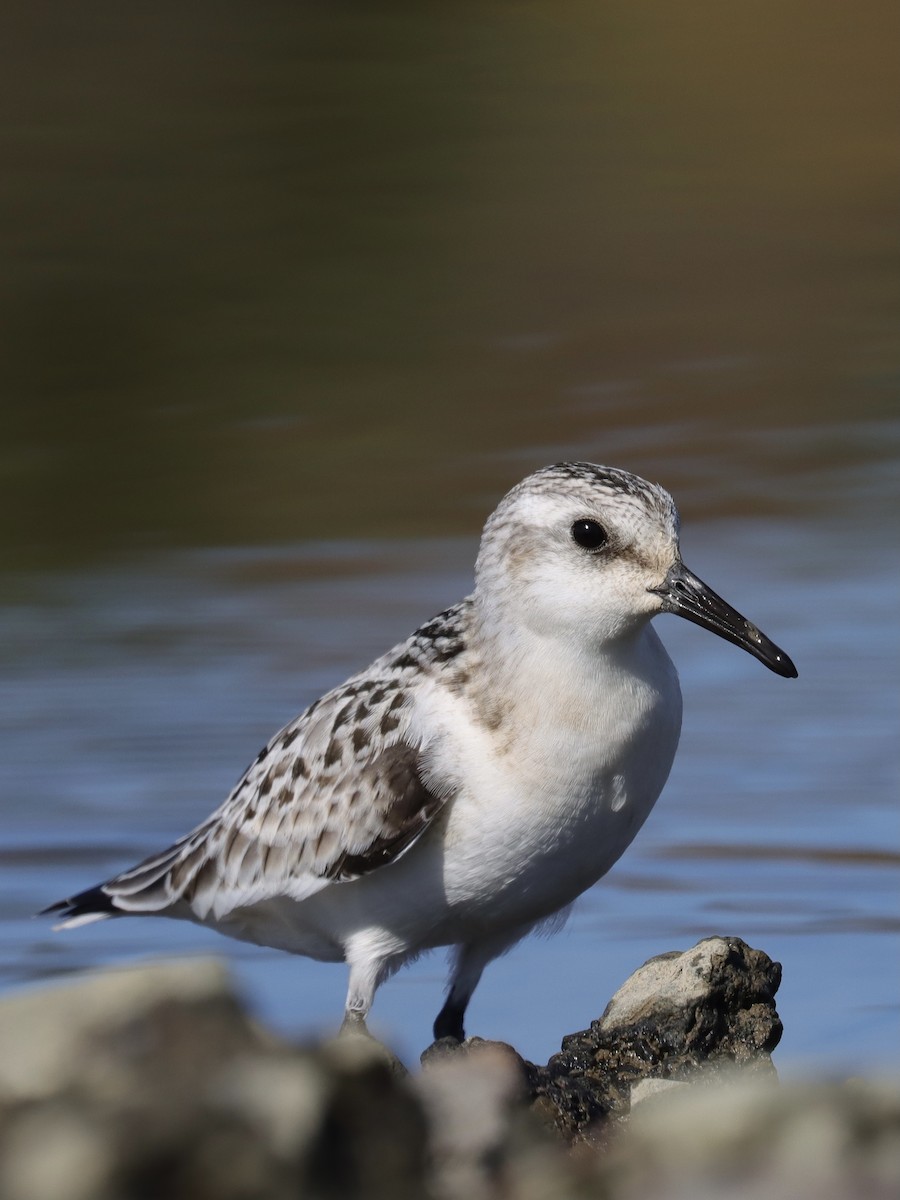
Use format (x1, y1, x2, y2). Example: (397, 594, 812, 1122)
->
(433, 998, 465, 1042)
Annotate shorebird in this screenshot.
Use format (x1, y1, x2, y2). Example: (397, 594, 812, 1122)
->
(45, 462, 797, 1041)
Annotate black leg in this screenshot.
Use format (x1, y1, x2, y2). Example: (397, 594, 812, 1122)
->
(433, 996, 466, 1042)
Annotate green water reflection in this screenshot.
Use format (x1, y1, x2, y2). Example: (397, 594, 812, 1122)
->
(2, 1, 898, 568)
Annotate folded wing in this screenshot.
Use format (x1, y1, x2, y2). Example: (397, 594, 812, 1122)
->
(45, 670, 450, 927)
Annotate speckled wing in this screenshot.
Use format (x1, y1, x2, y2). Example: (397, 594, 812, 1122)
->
(48, 605, 470, 926)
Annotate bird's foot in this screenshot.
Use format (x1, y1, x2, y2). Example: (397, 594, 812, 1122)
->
(432, 998, 466, 1043)
(335, 1010, 407, 1077)
(339, 1009, 371, 1038)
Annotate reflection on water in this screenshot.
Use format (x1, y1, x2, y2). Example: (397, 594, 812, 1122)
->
(0, 1, 898, 1070)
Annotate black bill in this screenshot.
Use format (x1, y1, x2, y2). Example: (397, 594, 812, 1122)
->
(651, 561, 798, 679)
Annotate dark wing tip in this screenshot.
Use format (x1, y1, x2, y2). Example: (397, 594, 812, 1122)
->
(39, 884, 119, 921)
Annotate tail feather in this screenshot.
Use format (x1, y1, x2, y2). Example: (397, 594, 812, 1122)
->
(41, 884, 120, 929)
(40, 827, 210, 926)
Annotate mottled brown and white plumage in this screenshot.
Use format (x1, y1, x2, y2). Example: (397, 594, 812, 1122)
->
(45, 463, 796, 1041)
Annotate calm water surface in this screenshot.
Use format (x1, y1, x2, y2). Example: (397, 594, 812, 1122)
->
(0, 2, 898, 1072)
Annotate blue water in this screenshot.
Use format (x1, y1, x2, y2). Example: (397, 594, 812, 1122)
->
(1, 457, 897, 1074)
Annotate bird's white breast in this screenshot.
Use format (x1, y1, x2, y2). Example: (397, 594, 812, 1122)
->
(410, 623, 683, 934)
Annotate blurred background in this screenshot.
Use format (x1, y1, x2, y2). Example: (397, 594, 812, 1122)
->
(1, 1, 897, 1072)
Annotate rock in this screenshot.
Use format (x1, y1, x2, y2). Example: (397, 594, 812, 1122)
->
(0, 958, 426, 1200)
(599, 936, 782, 1062)
(419, 1034, 527, 1073)
(326, 1022, 410, 1079)
(600, 1076, 900, 1200)
(0, 957, 241, 1101)
(3, 939, 890, 1200)
(416, 1039, 534, 1200)
(525, 936, 782, 1142)
(0, 1105, 115, 1200)
(628, 1078, 689, 1108)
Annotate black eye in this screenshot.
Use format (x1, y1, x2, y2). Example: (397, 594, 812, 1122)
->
(571, 519, 608, 551)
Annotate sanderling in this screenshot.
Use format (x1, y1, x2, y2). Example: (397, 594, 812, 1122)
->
(45, 462, 797, 1041)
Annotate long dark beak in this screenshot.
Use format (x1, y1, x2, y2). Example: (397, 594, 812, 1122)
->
(651, 561, 798, 679)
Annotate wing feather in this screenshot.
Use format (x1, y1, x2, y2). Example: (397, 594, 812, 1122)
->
(45, 601, 470, 928)
(48, 671, 453, 925)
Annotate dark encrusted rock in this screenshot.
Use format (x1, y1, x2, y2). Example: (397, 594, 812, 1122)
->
(525, 936, 782, 1143)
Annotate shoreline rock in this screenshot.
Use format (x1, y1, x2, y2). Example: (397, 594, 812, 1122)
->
(525, 935, 782, 1143)
(0, 939, 896, 1200)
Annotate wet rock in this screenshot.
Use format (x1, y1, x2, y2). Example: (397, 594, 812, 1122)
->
(526, 936, 782, 1143)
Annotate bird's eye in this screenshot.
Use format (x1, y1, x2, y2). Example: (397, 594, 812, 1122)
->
(571, 519, 608, 551)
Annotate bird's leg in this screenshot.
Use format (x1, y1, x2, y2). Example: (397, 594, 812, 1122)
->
(339, 947, 411, 1076)
(433, 938, 506, 1042)
(341, 969, 376, 1037)
(433, 993, 466, 1042)
(340, 938, 396, 1038)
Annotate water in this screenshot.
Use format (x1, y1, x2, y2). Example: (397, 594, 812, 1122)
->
(3, 465, 898, 1072)
(1, 1, 898, 1072)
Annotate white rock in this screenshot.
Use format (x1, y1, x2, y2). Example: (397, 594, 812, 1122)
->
(601, 937, 731, 1031)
